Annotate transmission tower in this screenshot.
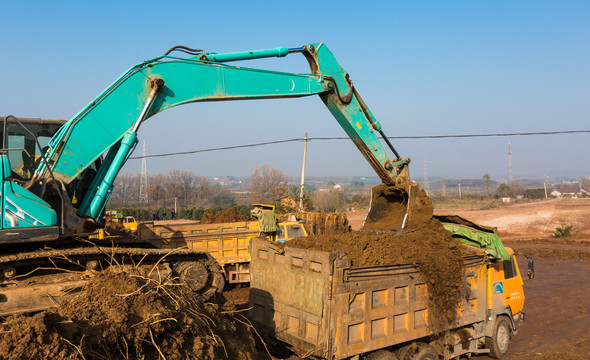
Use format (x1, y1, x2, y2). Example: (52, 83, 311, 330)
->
(139, 141, 149, 203)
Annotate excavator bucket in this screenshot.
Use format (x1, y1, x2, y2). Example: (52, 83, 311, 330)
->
(362, 182, 433, 232)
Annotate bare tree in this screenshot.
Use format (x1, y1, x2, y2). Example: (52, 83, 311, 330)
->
(111, 172, 141, 205)
(178, 170, 198, 205)
(193, 176, 213, 207)
(249, 164, 287, 203)
(209, 185, 235, 207)
(112, 169, 237, 208)
(312, 188, 344, 212)
(148, 173, 167, 205)
(165, 169, 183, 205)
(483, 174, 491, 196)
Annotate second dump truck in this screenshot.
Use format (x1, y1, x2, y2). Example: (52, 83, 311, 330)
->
(138, 206, 307, 283)
(249, 215, 530, 360)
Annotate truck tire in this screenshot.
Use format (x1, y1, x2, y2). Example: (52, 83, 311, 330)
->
(486, 316, 511, 358)
(404, 343, 437, 360)
(364, 349, 399, 360)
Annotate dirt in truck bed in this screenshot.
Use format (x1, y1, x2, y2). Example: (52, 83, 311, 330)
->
(278, 212, 350, 235)
(200, 208, 251, 224)
(283, 219, 469, 330)
(0, 271, 269, 360)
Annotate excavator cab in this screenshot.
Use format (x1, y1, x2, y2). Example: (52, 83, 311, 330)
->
(0, 117, 65, 181)
(0, 117, 60, 240)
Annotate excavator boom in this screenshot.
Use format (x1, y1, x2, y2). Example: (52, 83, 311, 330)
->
(35, 43, 414, 224)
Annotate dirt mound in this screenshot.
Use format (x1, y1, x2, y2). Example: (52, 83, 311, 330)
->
(363, 183, 433, 232)
(278, 212, 349, 235)
(282, 219, 468, 330)
(105, 219, 137, 237)
(0, 272, 267, 360)
(200, 208, 250, 224)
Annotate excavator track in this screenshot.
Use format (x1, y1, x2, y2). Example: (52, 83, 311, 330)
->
(0, 245, 224, 315)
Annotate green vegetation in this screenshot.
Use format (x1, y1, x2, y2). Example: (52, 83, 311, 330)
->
(551, 224, 573, 238)
(115, 204, 253, 221)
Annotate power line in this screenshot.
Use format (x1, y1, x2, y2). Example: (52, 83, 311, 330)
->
(129, 129, 590, 160)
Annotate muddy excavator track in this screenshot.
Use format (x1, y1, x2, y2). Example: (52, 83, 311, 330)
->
(0, 244, 224, 315)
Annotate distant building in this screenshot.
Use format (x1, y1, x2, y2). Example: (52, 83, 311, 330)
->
(550, 187, 589, 198)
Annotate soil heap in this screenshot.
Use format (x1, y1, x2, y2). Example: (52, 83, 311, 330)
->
(0, 272, 268, 360)
(200, 208, 250, 224)
(282, 219, 469, 330)
(277, 212, 350, 235)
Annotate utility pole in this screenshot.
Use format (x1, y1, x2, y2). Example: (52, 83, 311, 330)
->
(423, 158, 430, 195)
(458, 183, 462, 199)
(139, 141, 149, 203)
(299, 132, 308, 212)
(544, 180, 548, 199)
(508, 143, 512, 185)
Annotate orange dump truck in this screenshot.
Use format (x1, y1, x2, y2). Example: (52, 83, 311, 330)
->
(248, 216, 532, 360)
(138, 217, 306, 283)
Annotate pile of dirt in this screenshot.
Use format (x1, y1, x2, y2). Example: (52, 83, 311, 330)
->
(0, 272, 268, 360)
(278, 212, 350, 235)
(200, 208, 251, 224)
(105, 219, 137, 237)
(283, 219, 468, 330)
(363, 183, 433, 232)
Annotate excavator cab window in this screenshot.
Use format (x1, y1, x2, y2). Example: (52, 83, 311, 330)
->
(0, 120, 63, 181)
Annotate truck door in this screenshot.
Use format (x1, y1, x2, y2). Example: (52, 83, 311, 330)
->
(489, 255, 525, 315)
(502, 255, 525, 315)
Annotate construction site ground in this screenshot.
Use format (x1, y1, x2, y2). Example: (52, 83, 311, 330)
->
(4, 201, 585, 359)
(346, 198, 590, 360)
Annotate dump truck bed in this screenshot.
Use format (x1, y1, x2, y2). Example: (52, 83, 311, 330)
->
(139, 220, 257, 265)
(138, 220, 306, 283)
(249, 237, 488, 359)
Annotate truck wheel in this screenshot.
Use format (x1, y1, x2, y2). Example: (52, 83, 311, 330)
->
(486, 316, 511, 358)
(175, 259, 224, 300)
(405, 343, 437, 360)
(364, 349, 399, 360)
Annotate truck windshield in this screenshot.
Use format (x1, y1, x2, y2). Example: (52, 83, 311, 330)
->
(287, 224, 306, 238)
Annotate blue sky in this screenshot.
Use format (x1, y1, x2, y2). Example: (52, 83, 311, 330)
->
(2, 1, 589, 180)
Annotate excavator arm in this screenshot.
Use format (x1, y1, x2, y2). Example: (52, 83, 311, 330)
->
(32, 42, 422, 234)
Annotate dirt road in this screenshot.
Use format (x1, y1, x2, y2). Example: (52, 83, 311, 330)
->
(347, 198, 590, 359)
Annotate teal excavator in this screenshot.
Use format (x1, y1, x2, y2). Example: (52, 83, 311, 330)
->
(1, 43, 431, 314)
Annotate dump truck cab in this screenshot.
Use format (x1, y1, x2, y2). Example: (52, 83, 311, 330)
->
(489, 248, 525, 317)
(276, 222, 306, 242)
(121, 216, 138, 232)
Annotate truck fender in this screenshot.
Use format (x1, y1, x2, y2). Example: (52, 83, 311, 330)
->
(485, 307, 517, 337)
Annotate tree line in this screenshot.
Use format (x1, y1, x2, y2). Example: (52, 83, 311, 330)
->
(110, 169, 236, 208)
(108, 165, 371, 216)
